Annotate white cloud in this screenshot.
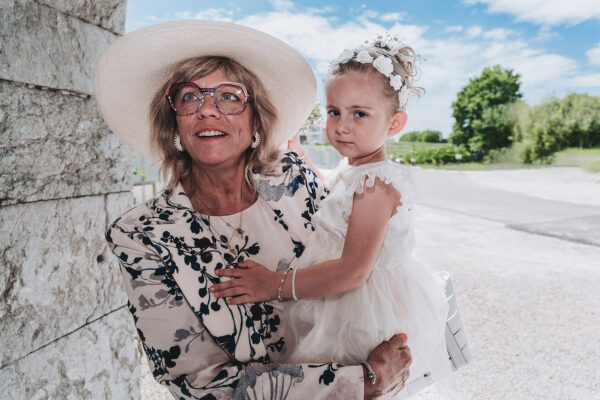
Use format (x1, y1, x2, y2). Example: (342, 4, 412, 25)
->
(147, 2, 597, 134)
(380, 12, 405, 22)
(360, 9, 379, 20)
(467, 26, 483, 37)
(445, 26, 463, 32)
(482, 28, 513, 40)
(189, 8, 235, 21)
(463, 0, 600, 26)
(586, 42, 600, 66)
(567, 73, 600, 88)
(270, 0, 294, 12)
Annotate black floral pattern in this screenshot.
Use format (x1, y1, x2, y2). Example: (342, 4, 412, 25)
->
(106, 154, 358, 399)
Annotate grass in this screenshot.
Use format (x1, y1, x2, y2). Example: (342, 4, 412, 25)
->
(308, 142, 600, 173)
(385, 141, 446, 158)
(551, 147, 600, 172)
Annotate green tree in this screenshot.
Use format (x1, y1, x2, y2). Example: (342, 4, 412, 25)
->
(450, 65, 522, 153)
(522, 93, 600, 163)
(419, 129, 444, 143)
(399, 130, 444, 142)
(299, 103, 323, 132)
(399, 131, 420, 142)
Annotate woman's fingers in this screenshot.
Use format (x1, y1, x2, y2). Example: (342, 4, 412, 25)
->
(365, 333, 413, 397)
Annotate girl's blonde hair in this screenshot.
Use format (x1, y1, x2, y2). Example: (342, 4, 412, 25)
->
(149, 56, 280, 192)
(327, 40, 423, 114)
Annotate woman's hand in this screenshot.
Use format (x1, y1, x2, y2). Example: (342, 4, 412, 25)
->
(363, 333, 412, 399)
(210, 260, 282, 304)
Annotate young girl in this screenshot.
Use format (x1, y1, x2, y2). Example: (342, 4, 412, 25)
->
(210, 40, 451, 395)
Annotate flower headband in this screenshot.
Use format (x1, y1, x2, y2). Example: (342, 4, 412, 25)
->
(330, 47, 413, 110)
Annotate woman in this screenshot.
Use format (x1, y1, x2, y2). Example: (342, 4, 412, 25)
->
(95, 20, 411, 399)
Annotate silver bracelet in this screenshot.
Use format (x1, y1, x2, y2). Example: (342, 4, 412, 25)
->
(291, 268, 298, 301)
(277, 268, 291, 301)
(362, 362, 376, 385)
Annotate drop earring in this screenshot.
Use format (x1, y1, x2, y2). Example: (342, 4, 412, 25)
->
(251, 132, 261, 149)
(174, 134, 183, 152)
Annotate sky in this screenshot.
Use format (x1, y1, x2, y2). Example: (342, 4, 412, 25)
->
(126, 0, 600, 136)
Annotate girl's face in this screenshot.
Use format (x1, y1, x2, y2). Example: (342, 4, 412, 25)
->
(325, 70, 406, 166)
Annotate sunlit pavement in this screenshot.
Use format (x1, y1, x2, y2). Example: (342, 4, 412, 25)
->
(411, 166, 599, 399)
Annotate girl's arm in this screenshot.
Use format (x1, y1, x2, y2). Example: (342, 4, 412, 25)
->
(211, 177, 401, 303)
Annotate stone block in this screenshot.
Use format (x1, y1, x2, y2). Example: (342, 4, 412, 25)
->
(0, 80, 132, 206)
(0, 307, 141, 400)
(0, 191, 133, 367)
(0, 0, 118, 93)
(37, 0, 127, 34)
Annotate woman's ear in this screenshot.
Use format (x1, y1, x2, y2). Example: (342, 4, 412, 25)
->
(388, 111, 407, 137)
(253, 118, 262, 136)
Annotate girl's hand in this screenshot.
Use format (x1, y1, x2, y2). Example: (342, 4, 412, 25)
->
(210, 260, 281, 304)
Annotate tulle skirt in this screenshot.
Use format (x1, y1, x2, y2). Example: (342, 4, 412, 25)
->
(285, 254, 449, 380)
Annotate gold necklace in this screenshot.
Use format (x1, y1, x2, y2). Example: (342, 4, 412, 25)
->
(192, 184, 248, 253)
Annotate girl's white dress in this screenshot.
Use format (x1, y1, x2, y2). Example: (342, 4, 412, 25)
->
(286, 160, 451, 394)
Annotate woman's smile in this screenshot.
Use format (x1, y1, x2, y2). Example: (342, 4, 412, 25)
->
(193, 128, 229, 140)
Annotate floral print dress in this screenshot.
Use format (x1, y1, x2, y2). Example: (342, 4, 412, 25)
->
(106, 153, 364, 400)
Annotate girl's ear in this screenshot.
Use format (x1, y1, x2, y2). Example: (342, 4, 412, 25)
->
(388, 111, 407, 137)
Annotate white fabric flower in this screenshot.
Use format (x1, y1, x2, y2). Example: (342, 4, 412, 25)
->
(398, 86, 411, 109)
(355, 50, 374, 63)
(373, 55, 393, 77)
(336, 49, 355, 64)
(389, 74, 403, 91)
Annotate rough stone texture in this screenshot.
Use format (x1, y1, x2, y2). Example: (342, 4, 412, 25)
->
(0, 191, 133, 367)
(0, 0, 118, 94)
(0, 80, 132, 206)
(37, 0, 127, 34)
(0, 307, 141, 400)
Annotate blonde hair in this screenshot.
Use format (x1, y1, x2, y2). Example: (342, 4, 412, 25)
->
(327, 41, 423, 114)
(149, 56, 280, 191)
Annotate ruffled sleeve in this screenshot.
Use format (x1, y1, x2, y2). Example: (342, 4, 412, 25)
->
(339, 161, 414, 228)
(344, 161, 412, 197)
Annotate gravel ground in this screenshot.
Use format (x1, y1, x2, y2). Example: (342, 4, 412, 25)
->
(137, 167, 600, 399)
(412, 205, 600, 400)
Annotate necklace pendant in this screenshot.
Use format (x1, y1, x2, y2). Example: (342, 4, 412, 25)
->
(237, 228, 244, 235)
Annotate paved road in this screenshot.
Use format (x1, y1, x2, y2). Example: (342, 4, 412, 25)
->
(410, 167, 600, 247)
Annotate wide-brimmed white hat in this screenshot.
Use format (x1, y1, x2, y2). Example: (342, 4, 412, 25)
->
(94, 20, 316, 162)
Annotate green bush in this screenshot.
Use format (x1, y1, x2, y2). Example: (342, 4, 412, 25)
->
(399, 130, 445, 143)
(516, 93, 600, 163)
(399, 131, 421, 142)
(391, 145, 471, 165)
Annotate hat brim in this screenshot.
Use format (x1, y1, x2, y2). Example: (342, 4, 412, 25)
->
(93, 20, 316, 162)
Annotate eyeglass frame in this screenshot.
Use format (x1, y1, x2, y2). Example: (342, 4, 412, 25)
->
(166, 81, 253, 116)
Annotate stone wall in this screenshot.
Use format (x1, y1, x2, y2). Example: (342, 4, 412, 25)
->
(0, 1, 140, 398)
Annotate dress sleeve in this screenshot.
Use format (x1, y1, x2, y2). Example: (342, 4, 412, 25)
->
(106, 215, 365, 400)
(342, 163, 414, 229)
